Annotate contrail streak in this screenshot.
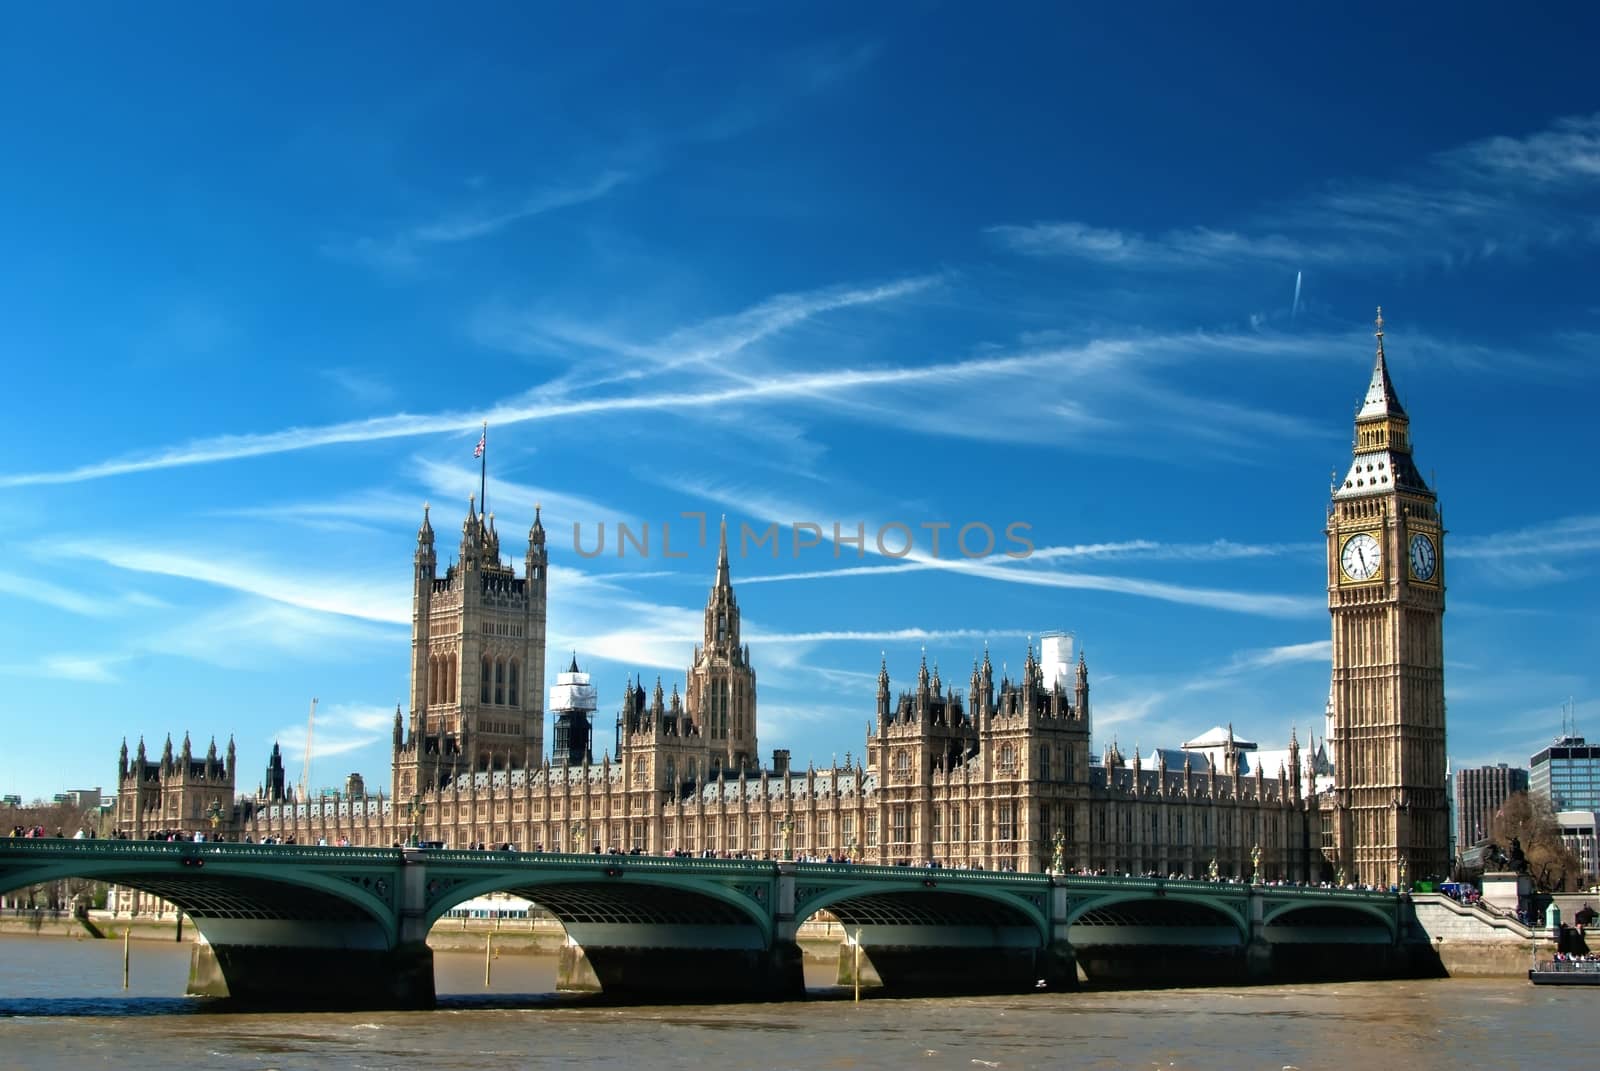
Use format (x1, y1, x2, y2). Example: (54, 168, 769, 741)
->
(1292, 270, 1303, 320)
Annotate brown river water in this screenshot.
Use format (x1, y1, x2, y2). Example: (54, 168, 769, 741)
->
(0, 935, 1589, 1070)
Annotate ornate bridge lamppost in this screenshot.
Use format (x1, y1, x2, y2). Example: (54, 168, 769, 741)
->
(1398, 857, 1408, 892)
(779, 813, 795, 861)
(571, 821, 587, 854)
(1051, 828, 1067, 876)
(1207, 857, 1220, 882)
(847, 837, 859, 865)
(1250, 843, 1262, 885)
(406, 795, 427, 848)
(205, 798, 225, 839)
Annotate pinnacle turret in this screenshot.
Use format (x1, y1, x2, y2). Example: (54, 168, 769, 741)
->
(529, 502, 545, 547)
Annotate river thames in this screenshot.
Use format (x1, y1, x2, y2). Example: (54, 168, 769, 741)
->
(0, 936, 1587, 1070)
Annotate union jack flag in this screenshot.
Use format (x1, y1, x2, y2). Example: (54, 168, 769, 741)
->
(473, 429, 485, 458)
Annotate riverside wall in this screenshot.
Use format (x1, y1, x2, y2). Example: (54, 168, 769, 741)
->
(1409, 894, 1555, 977)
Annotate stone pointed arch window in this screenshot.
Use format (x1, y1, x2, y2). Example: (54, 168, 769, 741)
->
(999, 742, 1016, 773)
(481, 658, 492, 704)
(893, 749, 910, 782)
(508, 660, 519, 708)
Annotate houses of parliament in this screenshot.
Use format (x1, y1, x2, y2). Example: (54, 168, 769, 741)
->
(113, 313, 1451, 887)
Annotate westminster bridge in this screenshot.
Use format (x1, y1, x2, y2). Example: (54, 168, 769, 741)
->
(0, 839, 1425, 1009)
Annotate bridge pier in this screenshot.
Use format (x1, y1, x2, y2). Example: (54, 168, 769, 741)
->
(1246, 890, 1272, 981)
(556, 937, 804, 1000)
(186, 937, 436, 1009)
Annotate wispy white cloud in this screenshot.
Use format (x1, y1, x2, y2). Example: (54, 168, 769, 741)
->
(747, 626, 1032, 646)
(55, 541, 408, 624)
(0, 652, 128, 683)
(0, 570, 120, 617)
(1453, 513, 1600, 560)
(660, 478, 1320, 618)
(1092, 639, 1331, 746)
(0, 317, 1348, 490)
(323, 170, 631, 271)
(269, 702, 400, 768)
(989, 112, 1600, 271)
(412, 458, 639, 537)
(318, 367, 395, 405)
(213, 489, 424, 535)
(987, 220, 1317, 266)
(1223, 640, 1332, 673)
(41, 654, 124, 683)
(139, 600, 401, 670)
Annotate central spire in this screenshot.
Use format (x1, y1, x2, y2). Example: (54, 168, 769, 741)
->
(715, 514, 730, 591)
(1358, 305, 1407, 423)
(702, 514, 740, 654)
(1336, 306, 1427, 498)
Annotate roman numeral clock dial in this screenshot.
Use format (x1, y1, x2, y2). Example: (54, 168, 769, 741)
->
(1409, 532, 1437, 582)
(1340, 532, 1381, 581)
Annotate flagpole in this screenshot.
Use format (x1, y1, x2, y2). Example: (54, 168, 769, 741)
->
(479, 420, 487, 518)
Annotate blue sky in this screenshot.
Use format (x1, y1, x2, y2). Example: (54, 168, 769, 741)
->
(2, 5, 1597, 802)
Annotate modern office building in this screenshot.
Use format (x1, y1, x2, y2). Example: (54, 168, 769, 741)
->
(1530, 736, 1600, 813)
(1453, 764, 1529, 851)
(1555, 811, 1600, 882)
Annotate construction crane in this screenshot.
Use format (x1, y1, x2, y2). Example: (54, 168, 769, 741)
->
(298, 697, 318, 802)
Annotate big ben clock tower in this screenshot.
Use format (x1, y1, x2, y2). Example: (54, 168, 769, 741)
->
(1325, 309, 1449, 885)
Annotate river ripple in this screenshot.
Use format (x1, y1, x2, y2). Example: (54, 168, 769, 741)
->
(0, 935, 1587, 1070)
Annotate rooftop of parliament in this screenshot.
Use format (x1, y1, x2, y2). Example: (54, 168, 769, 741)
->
(114, 311, 1451, 887)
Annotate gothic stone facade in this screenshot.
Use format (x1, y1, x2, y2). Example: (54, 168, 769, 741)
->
(115, 317, 1449, 885)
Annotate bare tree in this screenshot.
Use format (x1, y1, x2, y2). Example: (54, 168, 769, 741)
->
(2, 800, 110, 915)
(1489, 791, 1586, 892)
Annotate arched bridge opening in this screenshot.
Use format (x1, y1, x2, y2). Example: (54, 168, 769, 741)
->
(1260, 902, 1401, 981)
(801, 884, 1053, 995)
(1067, 894, 1248, 988)
(1069, 895, 1247, 946)
(425, 869, 785, 1000)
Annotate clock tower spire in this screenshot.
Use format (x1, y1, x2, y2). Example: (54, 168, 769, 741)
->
(1324, 307, 1448, 886)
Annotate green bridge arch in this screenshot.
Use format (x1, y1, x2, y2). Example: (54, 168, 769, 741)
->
(794, 878, 1051, 944)
(0, 846, 399, 939)
(1262, 898, 1398, 939)
(1065, 890, 1250, 941)
(418, 864, 776, 941)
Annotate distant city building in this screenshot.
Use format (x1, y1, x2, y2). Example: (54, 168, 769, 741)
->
(112, 313, 1450, 887)
(1555, 811, 1600, 881)
(53, 788, 107, 811)
(1445, 765, 1455, 865)
(1453, 764, 1529, 850)
(1530, 736, 1600, 812)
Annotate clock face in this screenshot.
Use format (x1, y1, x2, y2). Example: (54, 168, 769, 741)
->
(1340, 532, 1382, 581)
(1409, 532, 1437, 582)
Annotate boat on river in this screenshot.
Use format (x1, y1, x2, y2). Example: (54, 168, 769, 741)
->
(1529, 960, 1600, 986)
